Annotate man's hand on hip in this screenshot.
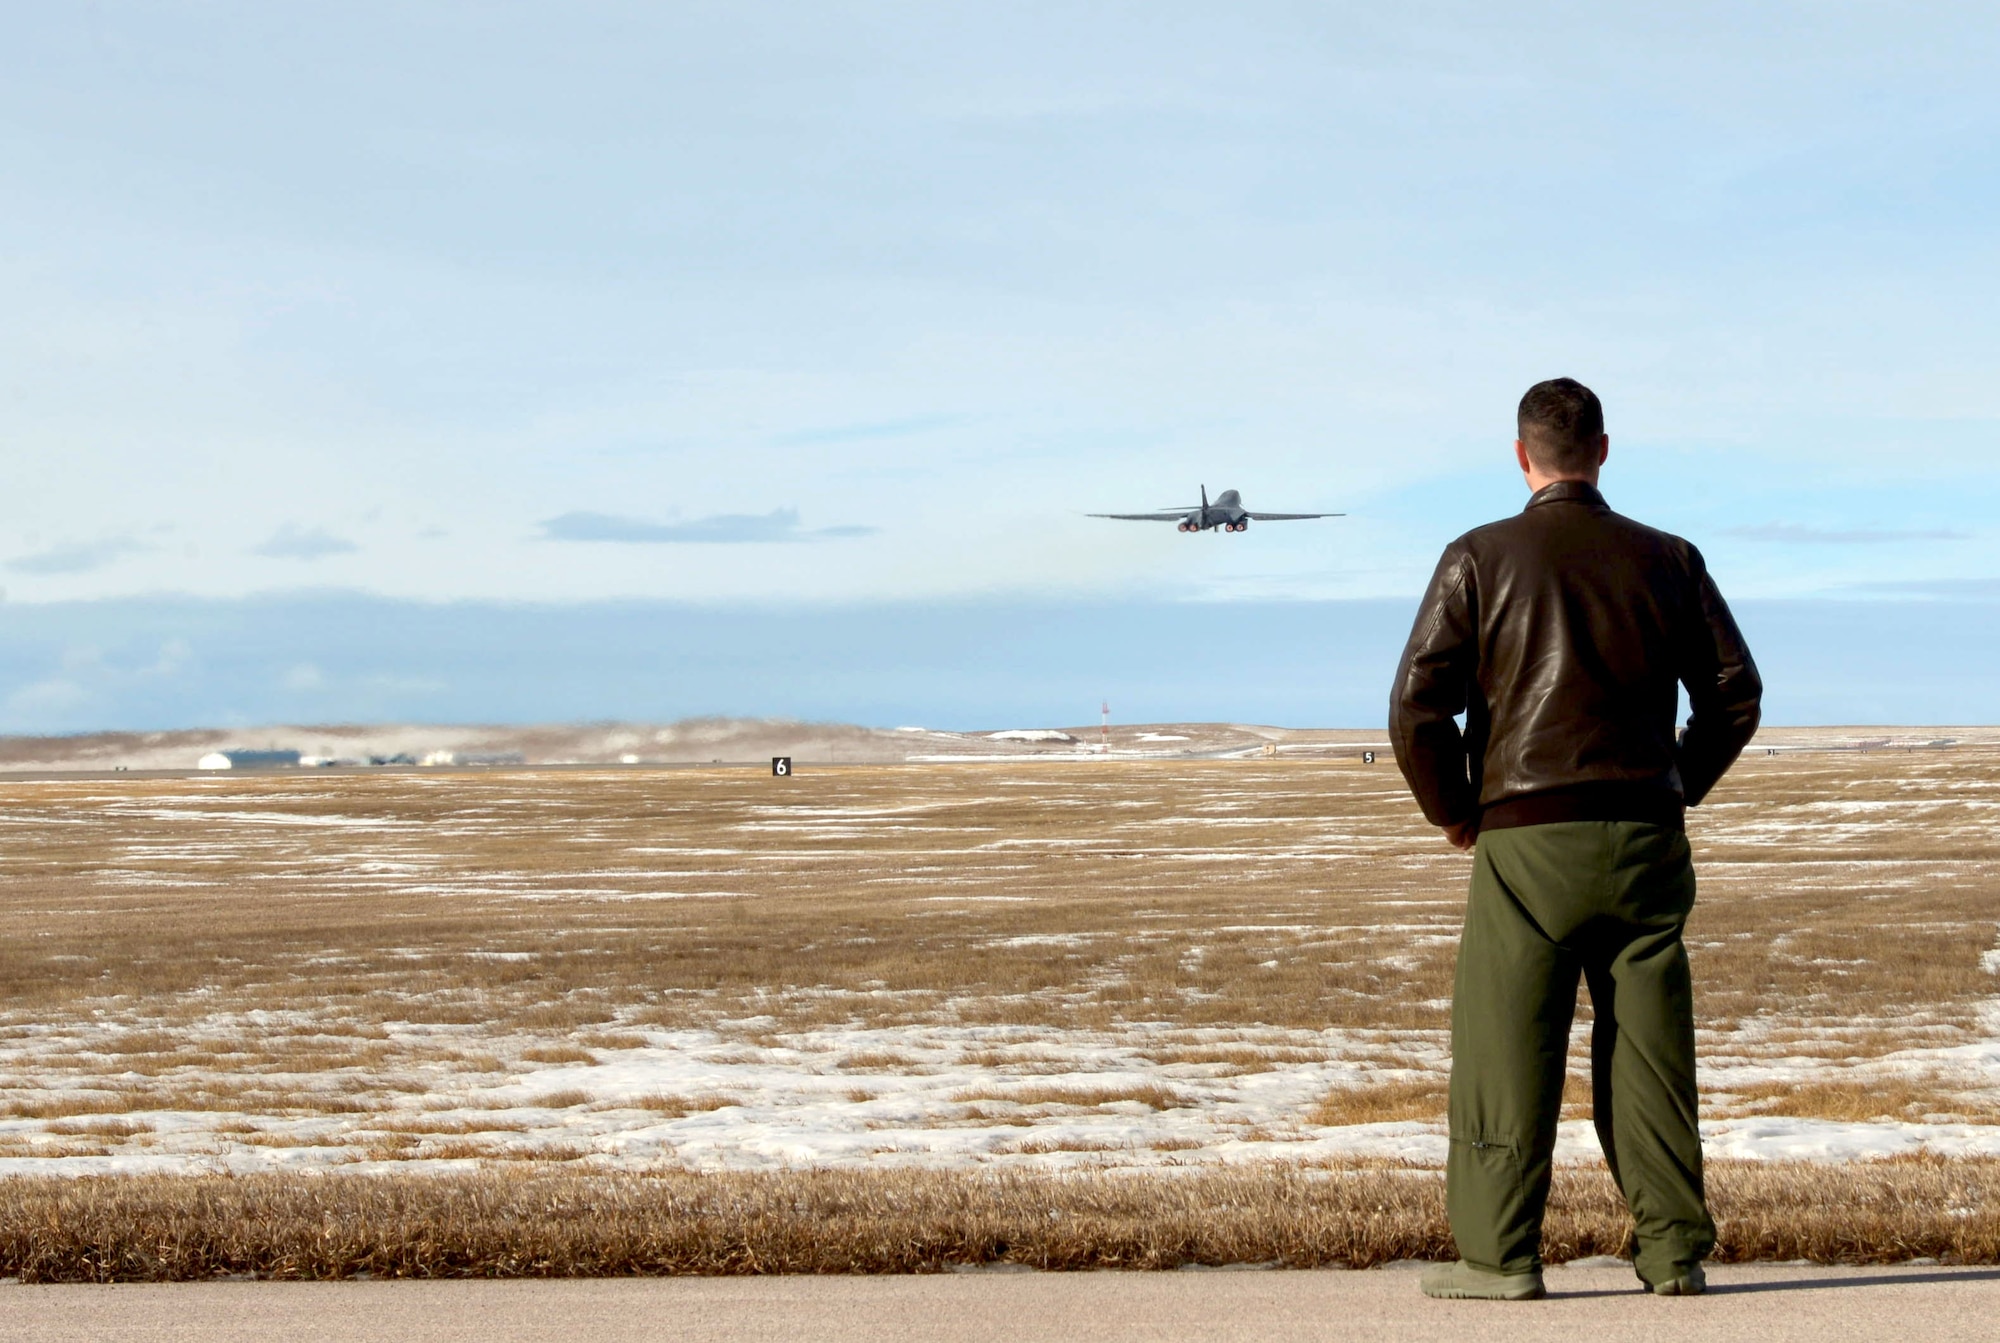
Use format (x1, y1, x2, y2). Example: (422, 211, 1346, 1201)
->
(1443, 820, 1479, 851)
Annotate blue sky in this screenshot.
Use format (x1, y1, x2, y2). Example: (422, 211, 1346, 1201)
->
(3, 4, 1998, 729)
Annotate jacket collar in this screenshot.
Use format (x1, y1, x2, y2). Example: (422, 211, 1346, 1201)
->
(1525, 480, 1606, 511)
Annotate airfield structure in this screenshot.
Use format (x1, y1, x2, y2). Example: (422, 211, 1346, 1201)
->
(195, 749, 302, 770)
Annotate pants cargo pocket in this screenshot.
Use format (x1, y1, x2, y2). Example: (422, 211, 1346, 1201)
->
(1447, 1135, 1540, 1273)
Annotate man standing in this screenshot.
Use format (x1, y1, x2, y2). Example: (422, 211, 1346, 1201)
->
(1388, 378, 1762, 1301)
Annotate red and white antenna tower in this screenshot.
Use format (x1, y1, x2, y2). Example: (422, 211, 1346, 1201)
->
(1100, 700, 1110, 754)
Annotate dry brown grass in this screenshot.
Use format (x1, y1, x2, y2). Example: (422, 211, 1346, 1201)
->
(835, 1051, 918, 1071)
(1310, 1075, 1449, 1125)
(626, 1093, 739, 1118)
(1137, 1044, 1329, 1073)
(1712, 1073, 2000, 1124)
(0, 762, 1477, 1038)
(453, 1053, 508, 1073)
(1002, 1135, 1135, 1154)
(1309, 1068, 2000, 1128)
(0, 752, 1992, 1049)
(369, 1116, 531, 1136)
(0, 1093, 141, 1120)
(43, 1118, 152, 1138)
(953, 1083, 1196, 1111)
(955, 1047, 1080, 1073)
(419, 1141, 498, 1161)
(0, 1160, 1992, 1281)
(506, 1144, 589, 1163)
(0, 752, 1995, 1163)
(234, 1131, 340, 1149)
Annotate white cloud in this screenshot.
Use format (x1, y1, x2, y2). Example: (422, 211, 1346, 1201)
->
(7, 537, 150, 575)
(254, 527, 359, 561)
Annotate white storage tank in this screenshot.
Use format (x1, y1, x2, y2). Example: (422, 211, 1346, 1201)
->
(195, 749, 302, 770)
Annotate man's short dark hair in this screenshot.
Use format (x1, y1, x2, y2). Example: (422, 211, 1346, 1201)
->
(1517, 378, 1604, 475)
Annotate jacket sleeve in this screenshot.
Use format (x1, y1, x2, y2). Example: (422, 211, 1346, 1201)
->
(1676, 545, 1762, 806)
(1389, 542, 1480, 828)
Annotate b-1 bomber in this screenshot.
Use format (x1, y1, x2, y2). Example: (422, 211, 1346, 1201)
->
(1089, 485, 1341, 534)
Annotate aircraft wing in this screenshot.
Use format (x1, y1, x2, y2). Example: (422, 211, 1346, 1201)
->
(1243, 511, 1344, 521)
(1088, 511, 1194, 521)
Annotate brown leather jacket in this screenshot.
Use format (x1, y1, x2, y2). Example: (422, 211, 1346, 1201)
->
(1388, 481, 1761, 832)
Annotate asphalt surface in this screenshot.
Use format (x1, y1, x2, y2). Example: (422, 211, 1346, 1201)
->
(3, 1263, 1996, 1342)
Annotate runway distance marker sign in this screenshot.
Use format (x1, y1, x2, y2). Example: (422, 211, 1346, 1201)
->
(772, 757, 792, 777)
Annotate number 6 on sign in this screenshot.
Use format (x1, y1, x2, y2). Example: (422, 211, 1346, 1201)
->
(772, 757, 792, 777)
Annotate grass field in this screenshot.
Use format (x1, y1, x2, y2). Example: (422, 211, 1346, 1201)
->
(0, 746, 1994, 1178)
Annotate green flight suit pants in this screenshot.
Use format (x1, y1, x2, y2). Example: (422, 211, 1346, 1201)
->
(1446, 820, 1715, 1283)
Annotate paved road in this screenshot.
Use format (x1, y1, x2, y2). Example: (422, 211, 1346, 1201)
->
(4, 1263, 1995, 1342)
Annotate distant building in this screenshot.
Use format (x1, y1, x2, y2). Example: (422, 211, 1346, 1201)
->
(196, 749, 303, 770)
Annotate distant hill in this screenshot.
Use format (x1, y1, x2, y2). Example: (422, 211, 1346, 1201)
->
(0, 720, 1985, 773)
(0, 719, 1397, 772)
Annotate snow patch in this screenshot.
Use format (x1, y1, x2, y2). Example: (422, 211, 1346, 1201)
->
(6, 1016, 2000, 1177)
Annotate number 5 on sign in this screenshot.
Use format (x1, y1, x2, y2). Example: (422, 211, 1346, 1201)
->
(772, 757, 792, 777)
(1362, 751, 1376, 764)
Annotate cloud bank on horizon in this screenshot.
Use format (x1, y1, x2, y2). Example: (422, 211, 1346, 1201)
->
(3, 592, 1992, 736)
